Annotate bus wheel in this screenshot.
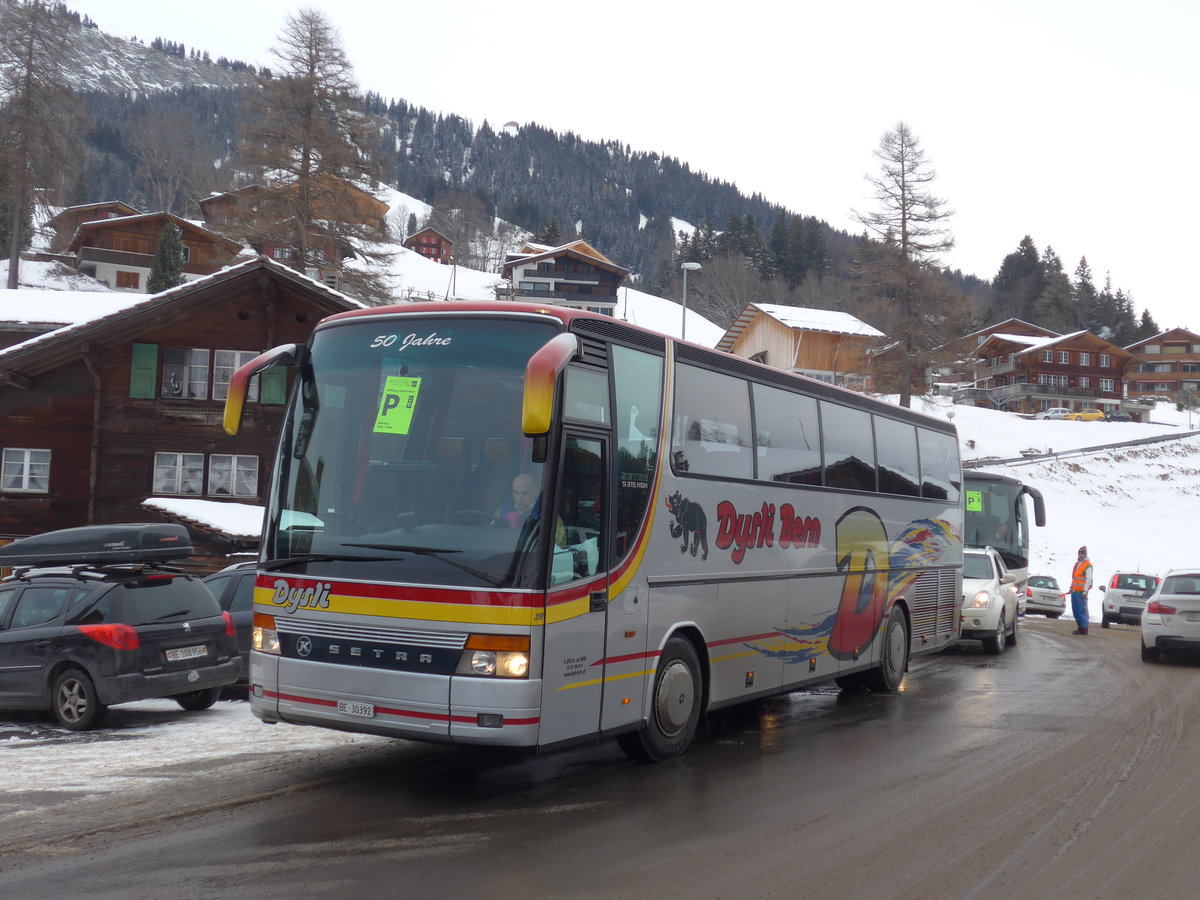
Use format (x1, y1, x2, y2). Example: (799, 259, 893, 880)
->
(836, 609, 909, 693)
(618, 637, 702, 762)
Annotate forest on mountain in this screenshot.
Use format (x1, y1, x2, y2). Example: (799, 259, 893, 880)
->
(0, 1, 1158, 348)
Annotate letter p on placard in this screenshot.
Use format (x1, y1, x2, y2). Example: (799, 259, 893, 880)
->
(373, 376, 422, 434)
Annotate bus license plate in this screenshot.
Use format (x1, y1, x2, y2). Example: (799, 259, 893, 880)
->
(338, 700, 375, 718)
(165, 644, 207, 662)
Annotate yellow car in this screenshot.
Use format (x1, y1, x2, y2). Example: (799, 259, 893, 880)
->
(1066, 408, 1104, 421)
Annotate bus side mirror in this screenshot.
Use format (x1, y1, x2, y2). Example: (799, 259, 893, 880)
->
(223, 343, 300, 435)
(521, 333, 579, 437)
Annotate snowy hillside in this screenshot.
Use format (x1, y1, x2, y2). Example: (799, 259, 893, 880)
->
(912, 396, 1200, 588)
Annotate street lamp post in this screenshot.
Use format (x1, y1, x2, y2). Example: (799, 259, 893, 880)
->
(680, 261, 701, 341)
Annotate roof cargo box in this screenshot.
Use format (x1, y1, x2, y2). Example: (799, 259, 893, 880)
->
(0, 523, 193, 567)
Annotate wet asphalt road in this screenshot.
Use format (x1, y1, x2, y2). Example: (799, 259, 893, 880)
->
(4, 616, 1200, 899)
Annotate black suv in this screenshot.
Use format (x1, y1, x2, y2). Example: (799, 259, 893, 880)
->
(0, 524, 242, 730)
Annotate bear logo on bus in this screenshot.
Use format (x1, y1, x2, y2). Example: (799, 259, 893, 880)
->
(665, 491, 709, 560)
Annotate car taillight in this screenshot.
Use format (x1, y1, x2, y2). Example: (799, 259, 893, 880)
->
(1026, 587, 1033, 597)
(1110, 574, 1120, 589)
(78, 623, 140, 650)
(222, 610, 236, 637)
(1148, 600, 1176, 615)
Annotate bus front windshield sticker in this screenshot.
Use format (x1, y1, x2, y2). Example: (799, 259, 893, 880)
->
(965, 490, 982, 512)
(373, 376, 422, 434)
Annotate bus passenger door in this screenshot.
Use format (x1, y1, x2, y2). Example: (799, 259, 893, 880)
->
(539, 434, 608, 746)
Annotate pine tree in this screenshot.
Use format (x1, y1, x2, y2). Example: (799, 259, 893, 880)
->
(147, 223, 186, 293)
(852, 122, 958, 406)
(1073, 257, 1099, 333)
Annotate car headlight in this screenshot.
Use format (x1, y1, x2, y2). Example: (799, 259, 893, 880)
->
(966, 589, 993, 609)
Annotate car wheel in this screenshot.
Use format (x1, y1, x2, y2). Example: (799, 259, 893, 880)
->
(175, 687, 221, 711)
(1141, 643, 1160, 663)
(1007, 612, 1018, 647)
(983, 612, 1006, 655)
(1048, 612, 1062, 619)
(1101, 615, 1111, 629)
(52, 668, 108, 731)
(617, 636, 702, 762)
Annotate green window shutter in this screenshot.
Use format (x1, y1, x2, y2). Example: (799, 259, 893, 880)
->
(260, 366, 288, 405)
(130, 343, 158, 399)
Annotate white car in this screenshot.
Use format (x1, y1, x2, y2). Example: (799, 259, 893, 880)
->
(1036, 407, 1072, 420)
(1141, 570, 1200, 662)
(1025, 574, 1065, 618)
(961, 547, 1020, 654)
(1100, 571, 1159, 628)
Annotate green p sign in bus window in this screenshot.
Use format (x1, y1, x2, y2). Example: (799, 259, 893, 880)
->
(373, 376, 422, 434)
(965, 490, 983, 512)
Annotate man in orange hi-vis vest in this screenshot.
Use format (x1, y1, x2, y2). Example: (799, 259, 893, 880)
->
(1070, 546, 1093, 634)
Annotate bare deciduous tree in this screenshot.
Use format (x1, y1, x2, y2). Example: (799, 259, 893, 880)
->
(0, 0, 81, 289)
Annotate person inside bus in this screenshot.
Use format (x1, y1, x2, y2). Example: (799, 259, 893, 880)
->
(495, 473, 567, 546)
(495, 473, 538, 527)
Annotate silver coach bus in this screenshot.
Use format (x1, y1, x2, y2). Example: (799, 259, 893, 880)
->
(223, 302, 963, 760)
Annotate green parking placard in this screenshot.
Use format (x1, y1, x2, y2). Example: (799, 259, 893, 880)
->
(965, 490, 983, 512)
(373, 376, 421, 434)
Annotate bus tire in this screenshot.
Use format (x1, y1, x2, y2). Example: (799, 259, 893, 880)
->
(839, 608, 910, 693)
(618, 636, 702, 762)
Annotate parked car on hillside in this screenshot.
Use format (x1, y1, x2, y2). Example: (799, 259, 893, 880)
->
(200, 561, 256, 690)
(1036, 408, 1072, 420)
(1101, 571, 1160, 627)
(0, 524, 241, 730)
(1066, 408, 1104, 421)
(1025, 575, 1065, 618)
(1141, 570, 1200, 662)
(961, 547, 1020, 654)
(1104, 410, 1133, 422)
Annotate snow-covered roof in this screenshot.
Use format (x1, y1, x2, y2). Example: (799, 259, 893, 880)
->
(753, 303, 884, 337)
(142, 498, 264, 538)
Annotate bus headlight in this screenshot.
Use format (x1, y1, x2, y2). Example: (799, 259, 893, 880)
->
(252, 612, 281, 654)
(457, 634, 531, 678)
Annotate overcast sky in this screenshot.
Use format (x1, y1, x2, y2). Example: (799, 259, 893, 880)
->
(68, 0, 1198, 330)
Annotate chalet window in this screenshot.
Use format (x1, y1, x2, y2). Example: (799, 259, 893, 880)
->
(213, 350, 261, 402)
(1144, 345, 1161, 354)
(153, 452, 204, 495)
(180, 245, 191, 262)
(1041, 350, 1053, 362)
(1099, 354, 1112, 367)
(1100, 378, 1115, 392)
(2, 448, 50, 493)
(208, 454, 259, 497)
(1079, 352, 1090, 366)
(750, 351, 768, 364)
(115, 270, 140, 289)
(271, 247, 292, 260)
(162, 349, 210, 399)
(113, 235, 151, 254)
(1058, 351, 1070, 364)
(1078, 376, 1089, 389)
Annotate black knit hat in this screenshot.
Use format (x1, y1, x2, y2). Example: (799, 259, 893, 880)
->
(1078, 546, 1088, 555)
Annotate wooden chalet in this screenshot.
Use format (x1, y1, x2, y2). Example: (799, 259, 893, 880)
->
(972, 330, 1140, 416)
(1124, 328, 1200, 399)
(199, 176, 389, 237)
(499, 240, 629, 314)
(0, 257, 362, 570)
(403, 226, 453, 264)
(717, 303, 883, 390)
(66, 213, 244, 293)
(45, 201, 143, 254)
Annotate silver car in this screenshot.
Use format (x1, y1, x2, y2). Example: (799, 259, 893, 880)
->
(1025, 575, 1065, 618)
(1141, 571, 1200, 662)
(961, 547, 1020, 654)
(1101, 572, 1159, 627)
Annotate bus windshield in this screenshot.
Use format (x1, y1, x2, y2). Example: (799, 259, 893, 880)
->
(265, 315, 561, 589)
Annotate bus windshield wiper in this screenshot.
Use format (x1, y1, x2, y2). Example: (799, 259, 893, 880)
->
(343, 543, 505, 587)
(259, 552, 394, 571)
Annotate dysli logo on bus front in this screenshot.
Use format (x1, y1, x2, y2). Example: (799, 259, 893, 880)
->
(271, 579, 333, 613)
